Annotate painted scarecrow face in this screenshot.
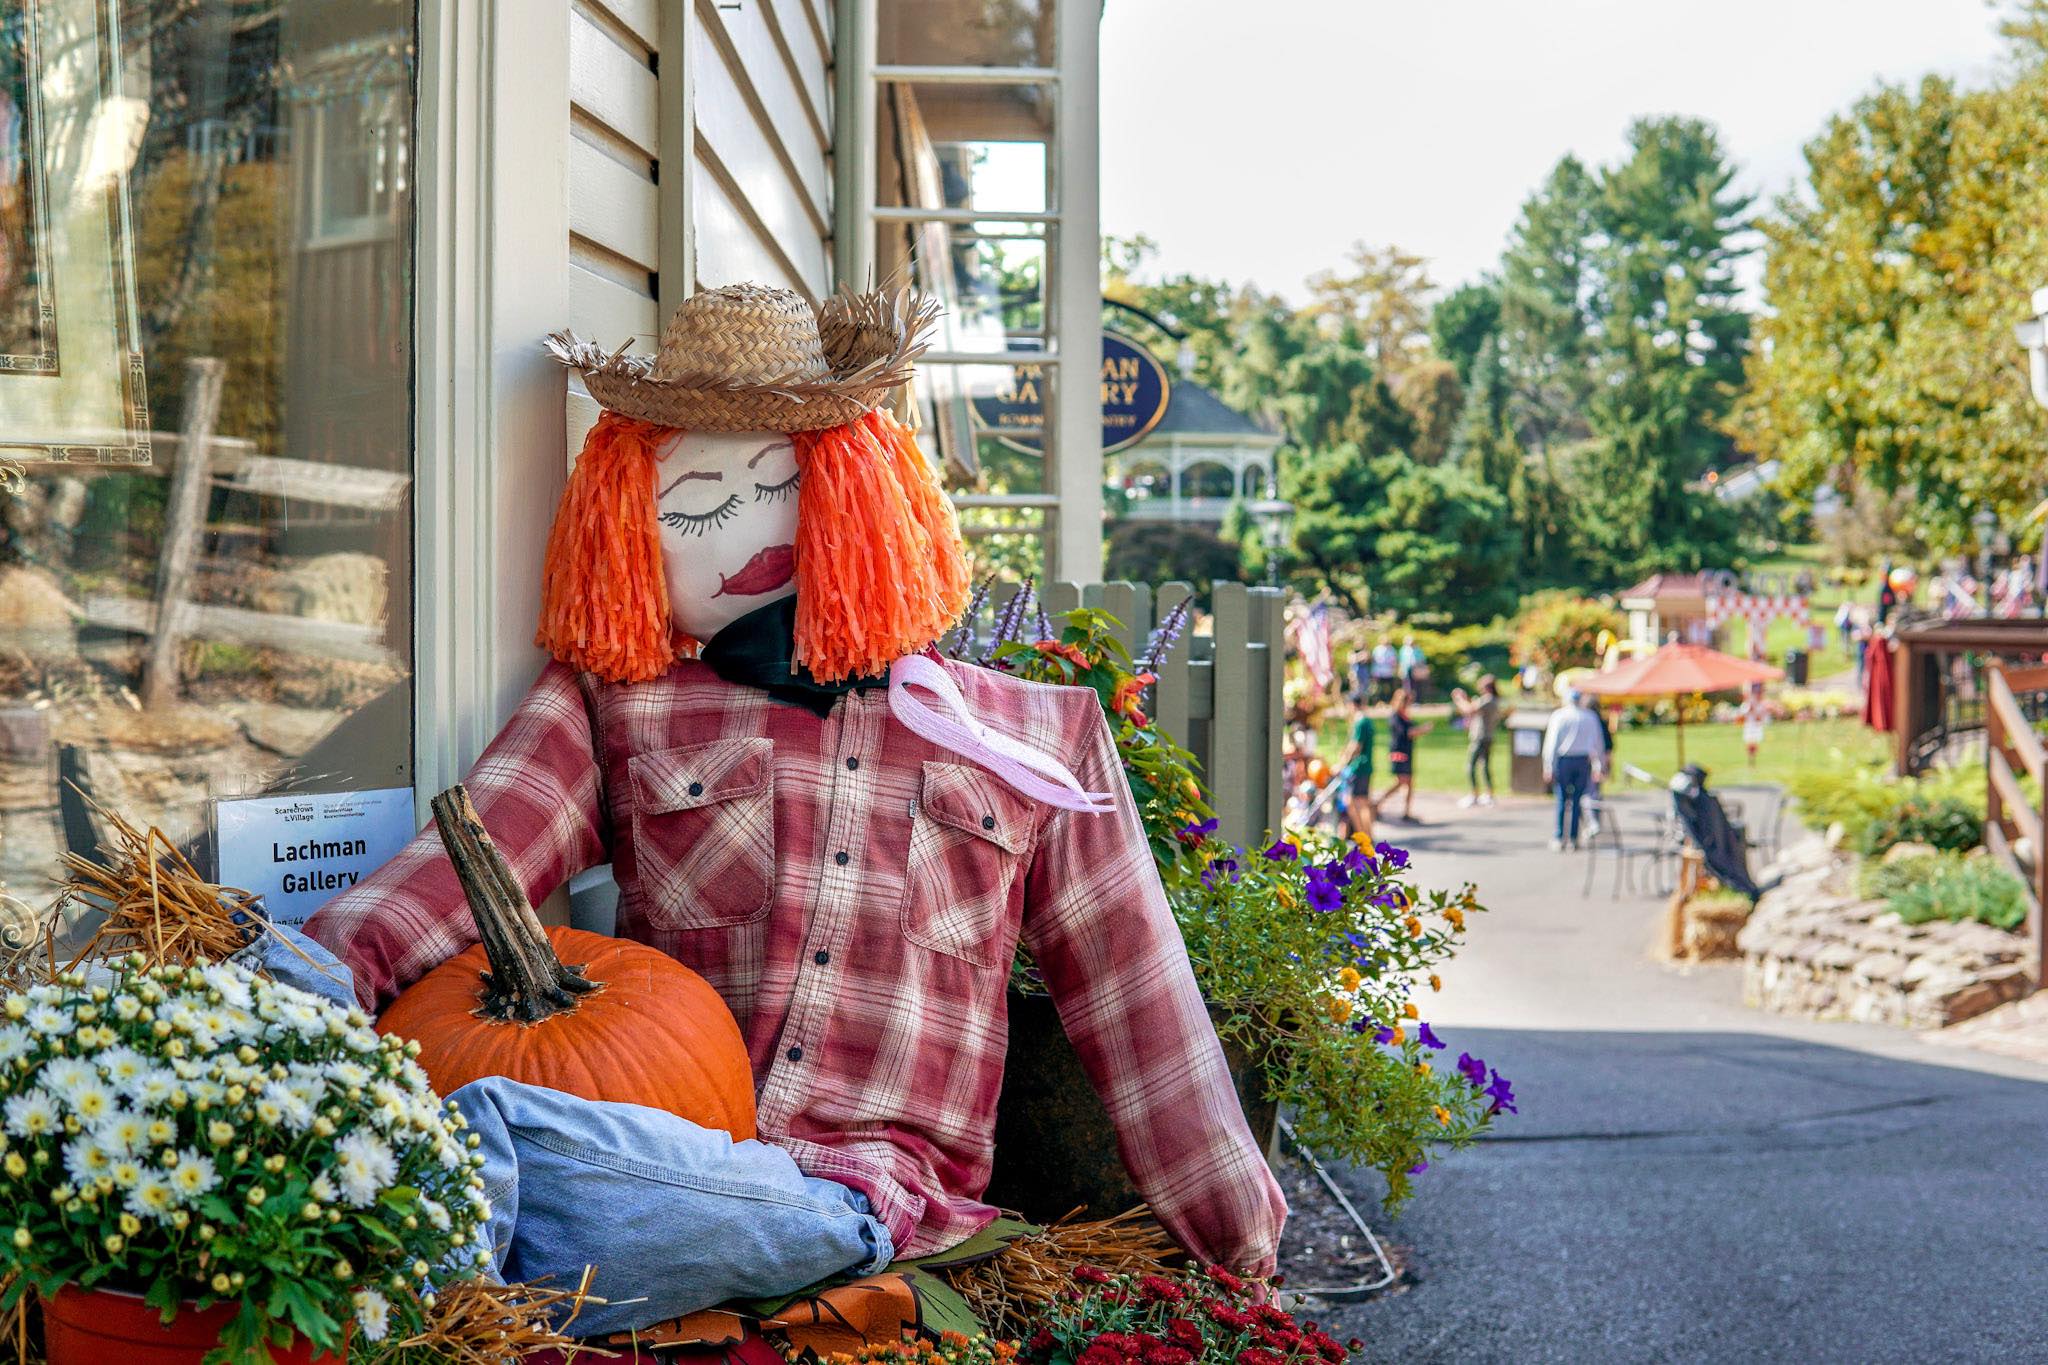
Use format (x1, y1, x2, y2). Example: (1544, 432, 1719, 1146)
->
(654, 429, 801, 642)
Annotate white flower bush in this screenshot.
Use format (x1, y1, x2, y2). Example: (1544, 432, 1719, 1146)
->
(0, 955, 491, 1364)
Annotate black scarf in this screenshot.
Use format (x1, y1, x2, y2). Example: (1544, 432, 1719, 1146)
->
(699, 594, 887, 716)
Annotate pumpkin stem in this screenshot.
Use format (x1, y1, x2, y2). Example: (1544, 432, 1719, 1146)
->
(431, 784, 596, 1024)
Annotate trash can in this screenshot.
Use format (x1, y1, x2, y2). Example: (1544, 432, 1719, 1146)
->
(1784, 648, 1808, 686)
(1505, 710, 1551, 795)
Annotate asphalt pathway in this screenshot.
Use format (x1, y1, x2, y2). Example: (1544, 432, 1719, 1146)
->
(1320, 792, 2048, 1365)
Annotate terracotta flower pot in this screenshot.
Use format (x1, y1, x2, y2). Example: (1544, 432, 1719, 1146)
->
(42, 1285, 344, 1365)
(986, 990, 1278, 1222)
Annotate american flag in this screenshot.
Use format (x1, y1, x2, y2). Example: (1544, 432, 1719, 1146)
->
(1292, 599, 1334, 690)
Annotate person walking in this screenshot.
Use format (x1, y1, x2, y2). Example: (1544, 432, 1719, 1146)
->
(1541, 688, 1608, 851)
(1334, 690, 1377, 845)
(1375, 687, 1432, 823)
(1452, 675, 1501, 808)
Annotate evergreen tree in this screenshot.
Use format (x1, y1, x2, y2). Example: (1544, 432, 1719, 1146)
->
(1496, 155, 1600, 452)
(1430, 280, 1502, 385)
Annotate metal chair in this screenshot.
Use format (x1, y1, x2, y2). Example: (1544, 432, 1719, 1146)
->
(1581, 801, 1666, 898)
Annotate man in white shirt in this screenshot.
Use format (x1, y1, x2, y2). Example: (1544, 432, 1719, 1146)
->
(1542, 689, 1609, 851)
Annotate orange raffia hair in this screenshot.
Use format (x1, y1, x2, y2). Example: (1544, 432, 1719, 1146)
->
(536, 407, 969, 685)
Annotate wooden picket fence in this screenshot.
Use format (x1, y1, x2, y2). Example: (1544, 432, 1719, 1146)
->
(966, 579, 1288, 850)
(1985, 660, 2048, 985)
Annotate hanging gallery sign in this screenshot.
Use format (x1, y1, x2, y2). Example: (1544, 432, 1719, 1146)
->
(975, 330, 1172, 457)
(1, 0, 151, 466)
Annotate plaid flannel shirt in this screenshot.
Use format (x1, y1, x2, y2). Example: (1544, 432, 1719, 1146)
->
(304, 658, 1286, 1272)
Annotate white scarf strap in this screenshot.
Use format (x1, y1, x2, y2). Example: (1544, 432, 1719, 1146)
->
(886, 655, 1117, 814)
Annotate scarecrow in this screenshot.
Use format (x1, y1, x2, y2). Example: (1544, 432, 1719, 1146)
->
(302, 285, 1286, 1335)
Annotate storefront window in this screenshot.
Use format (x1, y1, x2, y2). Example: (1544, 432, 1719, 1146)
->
(0, 1, 415, 934)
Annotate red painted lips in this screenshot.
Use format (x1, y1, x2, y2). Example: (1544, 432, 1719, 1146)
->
(716, 543, 796, 598)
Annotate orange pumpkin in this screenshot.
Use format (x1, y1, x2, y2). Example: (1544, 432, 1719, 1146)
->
(374, 785, 758, 1140)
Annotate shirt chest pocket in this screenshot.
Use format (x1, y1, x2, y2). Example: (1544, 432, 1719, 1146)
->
(629, 738, 776, 930)
(900, 762, 1034, 969)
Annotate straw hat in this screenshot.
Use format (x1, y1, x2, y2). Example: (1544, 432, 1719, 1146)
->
(544, 283, 940, 432)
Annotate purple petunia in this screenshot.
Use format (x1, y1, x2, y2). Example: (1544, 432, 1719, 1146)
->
(1179, 816, 1220, 840)
(1407, 1159, 1429, 1176)
(1320, 860, 1352, 889)
(1416, 1021, 1447, 1051)
(1262, 839, 1298, 861)
(1456, 1051, 1488, 1088)
(1374, 1026, 1399, 1045)
(1484, 1070, 1517, 1115)
(1375, 842, 1411, 870)
(1305, 876, 1342, 914)
(1350, 1017, 1372, 1035)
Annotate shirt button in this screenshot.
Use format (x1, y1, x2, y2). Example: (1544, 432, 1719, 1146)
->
(814, 949, 830, 965)
(834, 850, 850, 866)
(981, 815, 996, 830)
(845, 757, 859, 771)
(786, 1045, 804, 1063)
(688, 781, 703, 797)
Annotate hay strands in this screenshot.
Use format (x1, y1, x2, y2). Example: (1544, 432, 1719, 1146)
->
(939, 1207, 1176, 1338)
(53, 790, 327, 984)
(391, 1267, 615, 1364)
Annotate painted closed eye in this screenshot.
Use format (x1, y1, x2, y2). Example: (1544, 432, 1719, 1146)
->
(753, 470, 801, 503)
(658, 494, 743, 536)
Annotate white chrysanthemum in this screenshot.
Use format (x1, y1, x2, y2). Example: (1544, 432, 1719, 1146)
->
(112, 995, 141, 1021)
(330, 1061, 370, 1090)
(253, 1098, 284, 1127)
(39, 1058, 95, 1097)
(145, 1117, 175, 1146)
(272, 1092, 315, 1133)
(95, 1046, 149, 1089)
(420, 1196, 452, 1232)
(3, 1090, 59, 1138)
(352, 1288, 391, 1342)
(95, 1110, 150, 1154)
(344, 1028, 379, 1055)
(132, 1070, 178, 1108)
(310, 1173, 338, 1205)
(169, 1151, 218, 1201)
(107, 1158, 144, 1190)
(126, 1173, 178, 1221)
(66, 1080, 116, 1123)
(24, 1005, 73, 1036)
(333, 1131, 396, 1207)
(62, 1137, 112, 1182)
(204, 969, 253, 1011)
(0, 1027, 33, 1064)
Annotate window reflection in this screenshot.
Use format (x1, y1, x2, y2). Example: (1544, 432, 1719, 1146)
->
(0, 1, 414, 939)
(877, 0, 1053, 68)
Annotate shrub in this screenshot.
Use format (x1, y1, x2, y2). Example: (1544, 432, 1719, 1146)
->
(1510, 591, 1623, 673)
(1854, 796, 1982, 856)
(1858, 852, 2027, 932)
(1787, 760, 1985, 845)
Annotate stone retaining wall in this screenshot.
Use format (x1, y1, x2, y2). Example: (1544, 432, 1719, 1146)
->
(1736, 837, 2034, 1028)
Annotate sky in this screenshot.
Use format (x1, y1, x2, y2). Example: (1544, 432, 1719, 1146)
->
(1098, 0, 2014, 303)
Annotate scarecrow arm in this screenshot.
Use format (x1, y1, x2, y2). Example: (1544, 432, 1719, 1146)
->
(304, 662, 612, 1011)
(1019, 696, 1288, 1277)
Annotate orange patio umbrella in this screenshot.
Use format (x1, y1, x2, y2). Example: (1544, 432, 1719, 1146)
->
(1573, 642, 1785, 766)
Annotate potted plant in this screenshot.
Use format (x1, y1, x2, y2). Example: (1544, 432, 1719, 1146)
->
(979, 602, 1511, 1216)
(0, 954, 494, 1363)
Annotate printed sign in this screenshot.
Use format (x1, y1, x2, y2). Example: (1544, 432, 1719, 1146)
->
(974, 330, 1172, 457)
(214, 788, 416, 927)
(1512, 729, 1542, 758)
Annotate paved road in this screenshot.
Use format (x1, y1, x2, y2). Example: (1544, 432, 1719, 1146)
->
(1318, 793, 2048, 1365)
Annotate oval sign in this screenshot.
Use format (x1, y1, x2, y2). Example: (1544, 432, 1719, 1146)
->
(977, 330, 1172, 456)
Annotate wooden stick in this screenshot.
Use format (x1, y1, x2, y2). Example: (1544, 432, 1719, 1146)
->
(429, 785, 588, 1024)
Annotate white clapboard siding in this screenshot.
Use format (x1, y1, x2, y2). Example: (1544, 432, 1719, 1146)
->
(579, 0, 658, 50)
(689, 0, 832, 299)
(691, 141, 823, 295)
(569, 7, 659, 158)
(568, 138, 660, 273)
(567, 262, 659, 349)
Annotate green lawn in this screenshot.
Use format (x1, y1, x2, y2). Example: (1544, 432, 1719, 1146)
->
(1319, 712, 1888, 796)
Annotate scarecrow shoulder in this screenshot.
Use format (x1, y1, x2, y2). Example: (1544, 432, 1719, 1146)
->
(932, 655, 1110, 753)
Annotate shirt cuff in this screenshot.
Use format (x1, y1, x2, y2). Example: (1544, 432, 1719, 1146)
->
(772, 1135, 928, 1254)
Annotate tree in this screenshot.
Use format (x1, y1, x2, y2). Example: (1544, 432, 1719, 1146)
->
(1105, 521, 1245, 588)
(1391, 359, 1463, 466)
(1305, 243, 1436, 381)
(1737, 44, 2048, 553)
(1429, 280, 1501, 385)
(1282, 444, 1516, 625)
(1272, 326, 1416, 454)
(1562, 117, 1753, 585)
(1495, 156, 1600, 452)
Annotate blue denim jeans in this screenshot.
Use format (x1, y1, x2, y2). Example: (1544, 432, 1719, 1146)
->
(1553, 753, 1592, 842)
(244, 927, 893, 1335)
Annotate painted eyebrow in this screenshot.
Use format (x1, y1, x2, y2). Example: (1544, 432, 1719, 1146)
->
(748, 441, 794, 469)
(658, 469, 723, 497)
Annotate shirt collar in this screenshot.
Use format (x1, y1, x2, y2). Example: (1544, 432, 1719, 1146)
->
(698, 594, 887, 716)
